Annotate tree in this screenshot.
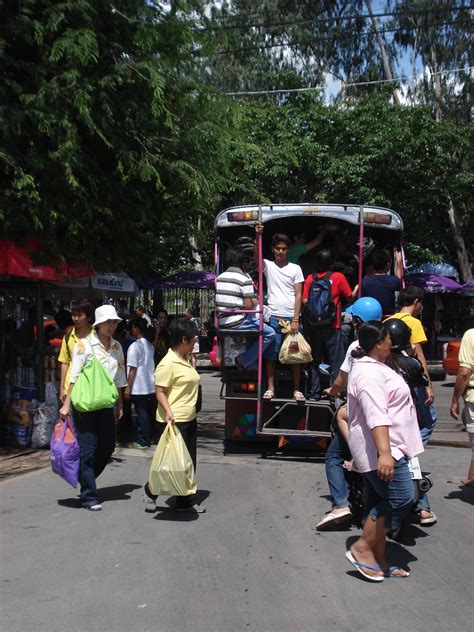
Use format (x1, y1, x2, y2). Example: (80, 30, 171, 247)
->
(0, 0, 234, 273)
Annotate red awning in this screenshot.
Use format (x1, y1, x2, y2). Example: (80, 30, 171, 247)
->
(0, 240, 92, 281)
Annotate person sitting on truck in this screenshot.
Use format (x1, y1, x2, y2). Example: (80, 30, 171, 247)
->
(360, 249, 402, 316)
(255, 223, 305, 401)
(302, 249, 353, 401)
(385, 286, 437, 526)
(216, 247, 275, 369)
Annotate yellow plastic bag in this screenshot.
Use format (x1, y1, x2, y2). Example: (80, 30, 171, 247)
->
(149, 424, 197, 496)
(278, 324, 313, 364)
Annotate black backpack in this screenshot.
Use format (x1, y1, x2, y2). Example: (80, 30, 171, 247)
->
(304, 272, 336, 327)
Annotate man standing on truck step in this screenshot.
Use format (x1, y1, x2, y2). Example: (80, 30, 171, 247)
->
(302, 249, 353, 401)
(360, 248, 402, 316)
(255, 223, 305, 401)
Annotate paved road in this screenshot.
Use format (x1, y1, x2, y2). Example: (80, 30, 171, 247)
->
(1, 374, 472, 632)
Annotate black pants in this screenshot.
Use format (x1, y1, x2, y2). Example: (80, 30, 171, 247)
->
(153, 419, 197, 508)
(74, 407, 116, 508)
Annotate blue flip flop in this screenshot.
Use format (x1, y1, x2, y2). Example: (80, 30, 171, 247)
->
(345, 549, 384, 582)
(383, 566, 410, 578)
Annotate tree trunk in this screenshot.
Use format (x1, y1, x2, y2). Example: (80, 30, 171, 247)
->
(445, 193, 472, 283)
(364, 0, 402, 106)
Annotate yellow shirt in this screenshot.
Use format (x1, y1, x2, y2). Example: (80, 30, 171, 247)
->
(58, 328, 94, 392)
(459, 328, 474, 403)
(155, 348, 200, 423)
(386, 312, 427, 345)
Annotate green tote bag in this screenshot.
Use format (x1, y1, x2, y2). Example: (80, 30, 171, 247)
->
(71, 356, 119, 413)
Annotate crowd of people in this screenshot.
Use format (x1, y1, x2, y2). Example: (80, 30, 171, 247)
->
(49, 221, 472, 584)
(214, 222, 472, 582)
(57, 300, 206, 514)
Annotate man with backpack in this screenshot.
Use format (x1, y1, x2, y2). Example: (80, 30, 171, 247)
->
(302, 249, 353, 400)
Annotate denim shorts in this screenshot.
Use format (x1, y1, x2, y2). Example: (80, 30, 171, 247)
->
(363, 456, 415, 533)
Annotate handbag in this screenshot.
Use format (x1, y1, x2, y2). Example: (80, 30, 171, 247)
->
(149, 424, 197, 496)
(50, 416, 80, 488)
(71, 355, 118, 413)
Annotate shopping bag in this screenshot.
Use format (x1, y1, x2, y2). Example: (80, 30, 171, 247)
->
(71, 356, 118, 413)
(149, 424, 197, 496)
(279, 332, 313, 364)
(50, 417, 80, 488)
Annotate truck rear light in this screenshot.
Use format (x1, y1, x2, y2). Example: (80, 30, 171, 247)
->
(363, 212, 392, 225)
(227, 210, 259, 222)
(234, 383, 257, 393)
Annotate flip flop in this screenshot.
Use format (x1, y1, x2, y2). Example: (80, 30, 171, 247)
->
(316, 509, 352, 530)
(293, 390, 305, 402)
(263, 389, 274, 400)
(419, 511, 437, 526)
(383, 566, 410, 578)
(345, 549, 384, 582)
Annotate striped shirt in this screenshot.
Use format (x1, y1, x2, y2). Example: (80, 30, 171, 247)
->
(216, 266, 256, 328)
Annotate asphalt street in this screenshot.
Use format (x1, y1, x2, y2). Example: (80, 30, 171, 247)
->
(1, 373, 473, 632)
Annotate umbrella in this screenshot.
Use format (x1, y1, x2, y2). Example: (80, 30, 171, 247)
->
(147, 271, 215, 290)
(406, 273, 462, 293)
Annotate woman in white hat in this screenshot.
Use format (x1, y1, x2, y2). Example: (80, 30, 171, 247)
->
(60, 305, 127, 511)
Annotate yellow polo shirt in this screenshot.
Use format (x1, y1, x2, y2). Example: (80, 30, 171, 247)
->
(155, 348, 200, 422)
(459, 328, 474, 404)
(58, 328, 94, 392)
(386, 312, 427, 345)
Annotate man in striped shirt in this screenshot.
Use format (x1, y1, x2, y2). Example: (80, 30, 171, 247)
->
(216, 248, 275, 369)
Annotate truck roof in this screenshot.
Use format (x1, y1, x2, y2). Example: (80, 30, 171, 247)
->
(215, 203, 403, 231)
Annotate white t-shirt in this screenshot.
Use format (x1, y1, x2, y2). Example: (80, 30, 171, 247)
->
(340, 340, 359, 375)
(264, 259, 304, 318)
(127, 338, 156, 395)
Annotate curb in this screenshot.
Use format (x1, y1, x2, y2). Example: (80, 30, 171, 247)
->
(430, 439, 471, 449)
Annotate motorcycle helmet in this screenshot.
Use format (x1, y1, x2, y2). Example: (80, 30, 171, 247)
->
(346, 297, 382, 323)
(385, 318, 412, 352)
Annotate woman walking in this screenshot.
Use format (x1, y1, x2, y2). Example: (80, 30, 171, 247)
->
(345, 321, 423, 581)
(58, 299, 94, 403)
(59, 305, 127, 511)
(143, 318, 205, 514)
(125, 317, 156, 449)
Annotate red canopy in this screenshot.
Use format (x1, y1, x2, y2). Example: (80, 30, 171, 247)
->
(0, 240, 92, 281)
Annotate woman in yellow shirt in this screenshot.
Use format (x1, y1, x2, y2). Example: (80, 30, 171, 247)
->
(143, 319, 205, 514)
(58, 300, 94, 402)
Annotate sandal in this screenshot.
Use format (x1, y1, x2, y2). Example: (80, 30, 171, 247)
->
(263, 389, 274, 400)
(383, 566, 410, 578)
(293, 390, 305, 402)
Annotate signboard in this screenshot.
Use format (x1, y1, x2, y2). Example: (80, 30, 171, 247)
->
(91, 273, 137, 293)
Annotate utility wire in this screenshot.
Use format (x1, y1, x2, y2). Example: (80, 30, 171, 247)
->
(225, 66, 473, 96)
(194, 5, 469, 32)
(212, 20, 466, 56)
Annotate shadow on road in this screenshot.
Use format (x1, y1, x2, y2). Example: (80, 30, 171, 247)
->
(444, 486, 474, 506)
(57, 483, 141, 508)
(152, 489, 211, 522)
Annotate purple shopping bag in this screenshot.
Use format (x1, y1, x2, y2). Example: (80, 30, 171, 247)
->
(50, 417, 80, 488)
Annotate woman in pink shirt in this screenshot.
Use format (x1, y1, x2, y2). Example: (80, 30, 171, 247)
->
(345, 321, 424, 582)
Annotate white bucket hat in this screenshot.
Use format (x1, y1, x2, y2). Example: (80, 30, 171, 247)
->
(93, 305, 123, 327)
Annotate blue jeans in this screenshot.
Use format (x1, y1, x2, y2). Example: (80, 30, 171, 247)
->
(414, 385, 438, 512)
(236, 317, 276, 369)
(132, 394, 156, 446)
(363, 456, 415, 533)
(326, 430, 351, 509)
(75, 407, 116, 508)
(307, 327, 346, 399)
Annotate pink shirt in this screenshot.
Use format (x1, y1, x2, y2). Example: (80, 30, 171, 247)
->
(348, 356, 424, 473)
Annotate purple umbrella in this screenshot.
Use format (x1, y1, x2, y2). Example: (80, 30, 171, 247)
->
(406, 273, 462, 293)
(147, 271, 215, 290)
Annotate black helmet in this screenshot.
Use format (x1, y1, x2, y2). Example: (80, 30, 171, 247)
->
(386, 318, 411, 352)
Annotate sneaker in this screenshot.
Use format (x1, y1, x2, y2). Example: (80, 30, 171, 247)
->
(143, 484, 157, 513)
(86, 503, 102, 512)
(175, 504, 206, 514)
(133, 442, 149, 450)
